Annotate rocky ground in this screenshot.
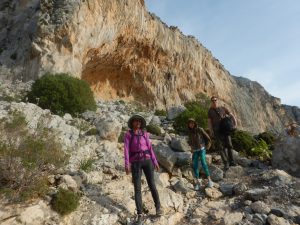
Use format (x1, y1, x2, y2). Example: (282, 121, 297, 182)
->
(0, 82, 299, 225)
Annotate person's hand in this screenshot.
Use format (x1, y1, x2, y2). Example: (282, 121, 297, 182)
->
(125, 166, 131, 175)
(154, 164, 160, 172)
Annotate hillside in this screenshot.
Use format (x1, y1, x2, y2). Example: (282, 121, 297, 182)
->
(0, 0, 299, 133)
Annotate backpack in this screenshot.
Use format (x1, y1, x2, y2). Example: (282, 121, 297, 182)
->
(219, 116, 235, 135)
(128, 129, 150, 159)
(213, 108, 235, 135)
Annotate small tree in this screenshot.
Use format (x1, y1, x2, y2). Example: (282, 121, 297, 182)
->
(174, 96, 210, 133)
(51, 188, 80, 215)
(251, 139, 272, 161)
(231, 130, 257, 155)
(27, 73, 96, 116)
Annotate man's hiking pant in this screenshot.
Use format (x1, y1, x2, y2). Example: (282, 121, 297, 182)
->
(215, 132, 235, 166)
(131, 159, 161, 214)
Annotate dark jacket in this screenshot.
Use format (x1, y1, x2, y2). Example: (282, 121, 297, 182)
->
(188, 126, 211, 152)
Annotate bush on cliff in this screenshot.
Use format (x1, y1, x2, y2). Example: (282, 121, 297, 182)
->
(154, 109, 167, 117)
(146, 124, 162, 136)
(231, 130, 257, 155)
(174, 95, 210, 133)
(251, 139, 272, 161)
(51, 188, 80, 215)
(255, 131, 276, 150)
(0, 111, 68, 202)
(27, 73, 96, 116)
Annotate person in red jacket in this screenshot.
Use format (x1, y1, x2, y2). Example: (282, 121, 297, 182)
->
(124, 114, 162, 225)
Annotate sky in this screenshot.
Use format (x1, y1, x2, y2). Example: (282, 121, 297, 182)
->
(145, 0, 300, 107)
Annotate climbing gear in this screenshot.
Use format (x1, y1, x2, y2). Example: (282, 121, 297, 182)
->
(129, 129, 150, 161)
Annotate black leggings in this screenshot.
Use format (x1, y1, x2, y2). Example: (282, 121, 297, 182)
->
(131, 159, 161, 214)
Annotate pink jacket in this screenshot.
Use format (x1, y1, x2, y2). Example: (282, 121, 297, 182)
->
(124, 129, 158, 169)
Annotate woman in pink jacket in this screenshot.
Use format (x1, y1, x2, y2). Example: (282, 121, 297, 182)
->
(124, 114, 162, 224)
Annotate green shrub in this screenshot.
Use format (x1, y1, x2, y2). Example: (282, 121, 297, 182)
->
(255, 131, 276, 150)
(154, 109, 167, 117)
(251, 139, 272, 161)
(51, 188, 80, 215)
(146, 124, 162, 136)
(173, 99, 210, 133)
(231, 130, 257, 155)
(119, 100, 125, 105)
(232, 130, 273, 160)
(79, 158, 95, 172)
(85, 128, 98, 136)
(27, 73, 96, 116)
(0, 111, 68, 202)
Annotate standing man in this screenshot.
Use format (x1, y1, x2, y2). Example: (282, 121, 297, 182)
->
(208, 96, 237, 170)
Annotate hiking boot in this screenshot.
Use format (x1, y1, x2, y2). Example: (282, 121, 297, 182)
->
(194, 183, 200, 191)
(156, 207, 163, 216)
(136, 214, 143, 225)
(207, 180, 214, 188)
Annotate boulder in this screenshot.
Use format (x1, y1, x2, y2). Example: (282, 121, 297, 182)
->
(18, 202, 49, 225)
(96, 117, 122, 142)
(154, 172, 170, 188)
(170, 136, 191, 152)
(156, 188, 184, 212)
(167, 105, 186, 120)
(58, 175, 78, 192)
(262, 169, 292, 186)
(164, 132, 172, 144)
(233, 183, 248, 195)
(267, 214, 291, 225)
(95, 141, 123, 170)
(172, 180, 189, 194)
(153, 143, 178, 172)
(220, 212, 243, 225)
(272, 135, 300, 178)
(9, 102, 79, 148)
(209, 208, 226, 220)
(63, 113, 73, 121)
(208, 165, 224, 182)
(220, 183, 235, 196)
(150, 115, 161, 125)
(175, 152, 192, 167)
(225, 166, 246, 178)
(253, 213, 268, 224)
(270, 208, 286, 218)
(246, 188, 269, 201)
(250, 201, 271, 214)
(205, 187, 223, 199)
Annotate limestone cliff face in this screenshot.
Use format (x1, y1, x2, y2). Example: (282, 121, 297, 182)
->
(0, 0, 299, 133)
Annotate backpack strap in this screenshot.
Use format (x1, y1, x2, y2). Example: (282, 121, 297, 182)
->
(129, 129, 150, 160)
(213, 107, 223, 119)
